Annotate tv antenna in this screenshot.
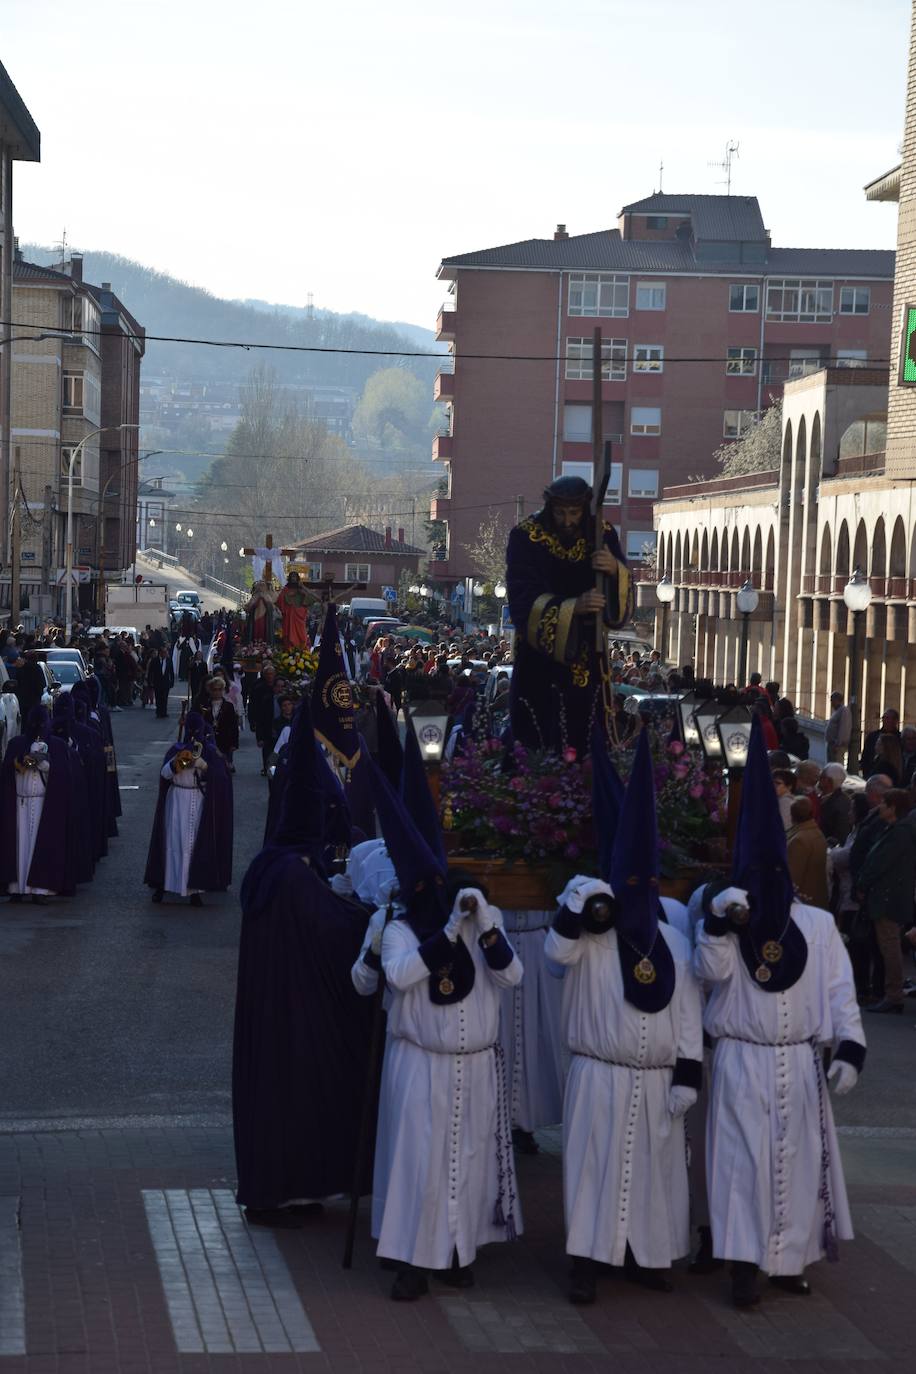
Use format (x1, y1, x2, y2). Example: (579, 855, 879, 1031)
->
(709, 140, 739, 195)
(58, 227, 68, 264)
(657, 158, 664, 192)
(306, 292, 315, 321)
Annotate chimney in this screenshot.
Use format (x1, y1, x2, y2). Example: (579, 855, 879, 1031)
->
(397, 527, 405, 545)
(385, 526, 392, 549)
(554, 224, 568, 240)
(69, 253, 83, 283)
(101, 281, 111, 291)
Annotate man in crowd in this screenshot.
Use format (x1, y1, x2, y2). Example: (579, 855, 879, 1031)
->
(856, 787, 916, 1014)
(249, 662, 279, 775)
(825, 692, 852, 763)
(818, 763, 853, 845)
(147, 645, 175, 719)
(786, 796, 829, 909)
(506, 475, 631, 756)
(545, 732, 703, 1305)
(861, 707, 900, 779)
(696, 720, 865, 1309)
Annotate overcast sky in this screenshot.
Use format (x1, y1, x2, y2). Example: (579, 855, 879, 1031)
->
(3, 0, 910, 331)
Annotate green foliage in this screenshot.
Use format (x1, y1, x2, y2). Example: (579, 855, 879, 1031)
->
(352, 368, 439, 455)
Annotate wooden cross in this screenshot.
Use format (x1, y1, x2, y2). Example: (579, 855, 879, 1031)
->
(242, 532, 298, 586)
(309, 577, 368, 607)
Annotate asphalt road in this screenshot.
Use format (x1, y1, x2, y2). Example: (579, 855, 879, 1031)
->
(0, 689, 265, 1130)
(135, 551, 239, 615)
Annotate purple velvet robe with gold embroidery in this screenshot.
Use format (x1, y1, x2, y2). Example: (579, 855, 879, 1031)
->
(506, 515, 631, 756)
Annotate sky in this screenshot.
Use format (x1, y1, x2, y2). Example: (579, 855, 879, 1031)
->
(3, 0, 910, 330)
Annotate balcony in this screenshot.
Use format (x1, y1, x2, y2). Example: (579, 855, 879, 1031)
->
(436, 300, 457, 342)
(432, 431, 453, 461)
(427, 557, 451, 579)
(434, 369, 455, 402)
(430, 495, 451, 520)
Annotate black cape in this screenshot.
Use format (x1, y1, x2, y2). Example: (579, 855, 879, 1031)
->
(232, 851, 373, 1209)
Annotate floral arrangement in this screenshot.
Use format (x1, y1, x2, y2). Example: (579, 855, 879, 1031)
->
(272, 648, 319, 681)
(240, 640, 273, 662)
(440, 731, 725, 877)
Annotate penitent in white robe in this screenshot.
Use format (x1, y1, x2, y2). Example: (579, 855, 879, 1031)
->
(694, 902, 865, 1275)
(499, 910, 565, 1132)
(373, 918, 524, 1271)
(160, 763, 204, 896)
(545, 921, 703, 1269)
(11, 752, 51, 895)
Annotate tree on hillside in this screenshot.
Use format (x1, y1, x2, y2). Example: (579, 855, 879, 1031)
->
(352, 368, 439, 454)
(713, 398, 783, 477)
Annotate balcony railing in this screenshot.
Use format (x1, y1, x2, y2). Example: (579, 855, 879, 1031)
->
(434, 370, 455, 402)
(432, 432, 453, 461)
(435, 299, 457, 342)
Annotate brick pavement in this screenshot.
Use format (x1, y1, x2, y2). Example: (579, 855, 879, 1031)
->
(0, 1126, 913, 1372)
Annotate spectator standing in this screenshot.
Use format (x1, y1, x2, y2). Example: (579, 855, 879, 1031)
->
(861, 708, 900, 779)
(825, 692, 852, 763)
(818, 763, 853, 845)
(857, 787, 916, 1013)
(787, 796, 829, 909)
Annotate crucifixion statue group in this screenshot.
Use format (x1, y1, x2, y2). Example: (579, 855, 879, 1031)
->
(241, 532, 367, 649)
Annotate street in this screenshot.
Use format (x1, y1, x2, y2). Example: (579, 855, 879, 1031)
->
(0, 693, 912, 1369)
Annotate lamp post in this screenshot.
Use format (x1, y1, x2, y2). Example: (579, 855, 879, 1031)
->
(656, 574, 675, 660)
(405, 700, 451, 806)
(65, 423, 139, 636)
(716, 704, 753, 854)
(843, 567, 872, 774)
(678, 690, 702, 749)
(95, 449, 162, 614)
(694, 698, 724, 763)
(735, 579, 759, 686)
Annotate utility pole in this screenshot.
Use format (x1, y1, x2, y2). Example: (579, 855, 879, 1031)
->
(9, 448, 20, 629)
(516, 494, 524, 524)
(42, 483, 53, 616)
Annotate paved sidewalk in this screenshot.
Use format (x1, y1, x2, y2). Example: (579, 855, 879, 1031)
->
(0, 1124, 914, 1373)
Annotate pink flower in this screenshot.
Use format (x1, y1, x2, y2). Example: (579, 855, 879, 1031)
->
(667, 739, 685, 757)
(689, 783, 704, 799)
(509, 776, 526, 792)
(563, 747, 577, 763)
(548, 794, 563, 809)
(672, 762, 689, 780)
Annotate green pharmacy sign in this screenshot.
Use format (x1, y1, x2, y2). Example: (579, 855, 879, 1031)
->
(900, 303, 916, 385)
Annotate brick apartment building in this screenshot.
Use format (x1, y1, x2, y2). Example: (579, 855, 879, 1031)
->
(10, 252, 144, 613)
(432, 194, 895, 584)
(0, 61, 40, 584)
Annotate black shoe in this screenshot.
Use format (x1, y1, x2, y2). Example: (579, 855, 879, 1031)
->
(569, 1258, 597, 1305)
(867, 999, 904, 1014)
(244, 1207, 306, 1229)
(731, 1261, 760, 1309)
(151, 889, 164, 904)
(286, 1202, 324, 1218)
(31, 895, 49, 906)
(624, 1247, 673, 1292)
(189, 893, 204, 908)
(689, 1225, 725, 1275)
(8, 894, 22, 904)
(435, 1253, 475, 1289)
(512, 1127, 539, 1156)
(768, 1274, 810, 1296)
(391, 1267, 428, 1301)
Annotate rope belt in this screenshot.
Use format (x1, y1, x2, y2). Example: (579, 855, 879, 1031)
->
(573, 1050, 675, 1070)
(392, 1035, 496, 1057)
(719, 1034, 812, 1049)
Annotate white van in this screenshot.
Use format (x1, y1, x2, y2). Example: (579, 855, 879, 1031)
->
(347, 597, 391, 626)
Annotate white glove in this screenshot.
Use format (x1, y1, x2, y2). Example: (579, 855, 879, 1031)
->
(193, 757, 208, 772)
(710, 886, 749, 918)
(668, 1085, 698, 1117)
(367, 905, 388, 955)
(329, 872, 354, 897)
(565, 878, 613, 915)
(828, 1060, 858, 1096)
(444, 902, 468, 944)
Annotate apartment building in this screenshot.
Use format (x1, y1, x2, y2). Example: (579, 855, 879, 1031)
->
(432, 195, 894, 583)
(0, 61, 40, 580)
(10, 252, 144, 612)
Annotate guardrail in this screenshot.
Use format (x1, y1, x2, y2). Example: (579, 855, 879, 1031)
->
(141, 549, 244, 605)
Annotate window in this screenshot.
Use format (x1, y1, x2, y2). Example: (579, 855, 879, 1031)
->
(565, 337, 627, 381)
(568, 273, 629, 318)
(726, 346, 757, 376)
(839, 286, 870, 315)
(723, 409, 758, 439)
(625, 530, 657, 561)
(631, 406, 661, 436)
(836, 349, 868, 368)
(635, 281, 666, 311)
(628, 468, 659, 498)
(563, 404, 592, 442)
(61, 446, 82, 486)
(729, 283, 759, 313)
(788, 348, 825, 378)
(345, 563, 370, 583)
(305, 562, 322, 581)
(633, 344, 664, 373)
(766, 279, 833, 323)
(645, 216, 668, 230)
(62, 372, 84, 411)
(561, 461, 594, 485)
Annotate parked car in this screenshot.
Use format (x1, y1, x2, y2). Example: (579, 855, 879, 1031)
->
(175, 589, 202, 609)
(47, 659, 87, 693)
(35, 647, 88, 671)
(37, 661, 61, 708)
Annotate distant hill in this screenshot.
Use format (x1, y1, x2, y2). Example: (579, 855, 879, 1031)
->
(236, 298, 438, 351)
(21, 246, 443, 393)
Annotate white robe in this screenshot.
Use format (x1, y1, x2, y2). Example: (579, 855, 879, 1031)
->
(545, 921, 703, 1268)
(694, 901, 865, 1274)
(160, 762, 204, 896)
(11, 750, 51, 895)
(499, 910, 565, 1132)
(373, 918, 524, 1270)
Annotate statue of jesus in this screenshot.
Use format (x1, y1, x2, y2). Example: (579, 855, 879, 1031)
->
(243, 581, 278, 645)
(275, 571, 312, 648)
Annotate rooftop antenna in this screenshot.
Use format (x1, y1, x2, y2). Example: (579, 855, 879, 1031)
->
(58, 227, 68, 265)
(708, 140, 739, 195)
(658, 158, 664, 192)
(306, 291, 315, 321)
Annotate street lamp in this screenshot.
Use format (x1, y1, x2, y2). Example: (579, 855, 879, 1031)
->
(94, 449, 162, 613)
(694, 698, 724, 761)
(716, 704, 753, 853)
(843, 567, 873, 774)
(735, 579, 759, 686)
(656, 574, 675, 661)
(65, 422, 139, 635)
(494, 582, 507, 600)
(220, 541, 228, 552)
(678, 690, 702, 748)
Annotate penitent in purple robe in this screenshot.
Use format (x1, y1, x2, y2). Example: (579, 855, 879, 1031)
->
(144, 737, 234, 893)
(0, 733, 74, 895)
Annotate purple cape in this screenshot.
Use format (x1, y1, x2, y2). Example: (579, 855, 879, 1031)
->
(144, 742, 234, 892)
(232, 851, 374, 1208)
(0, 734, 74, 894)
